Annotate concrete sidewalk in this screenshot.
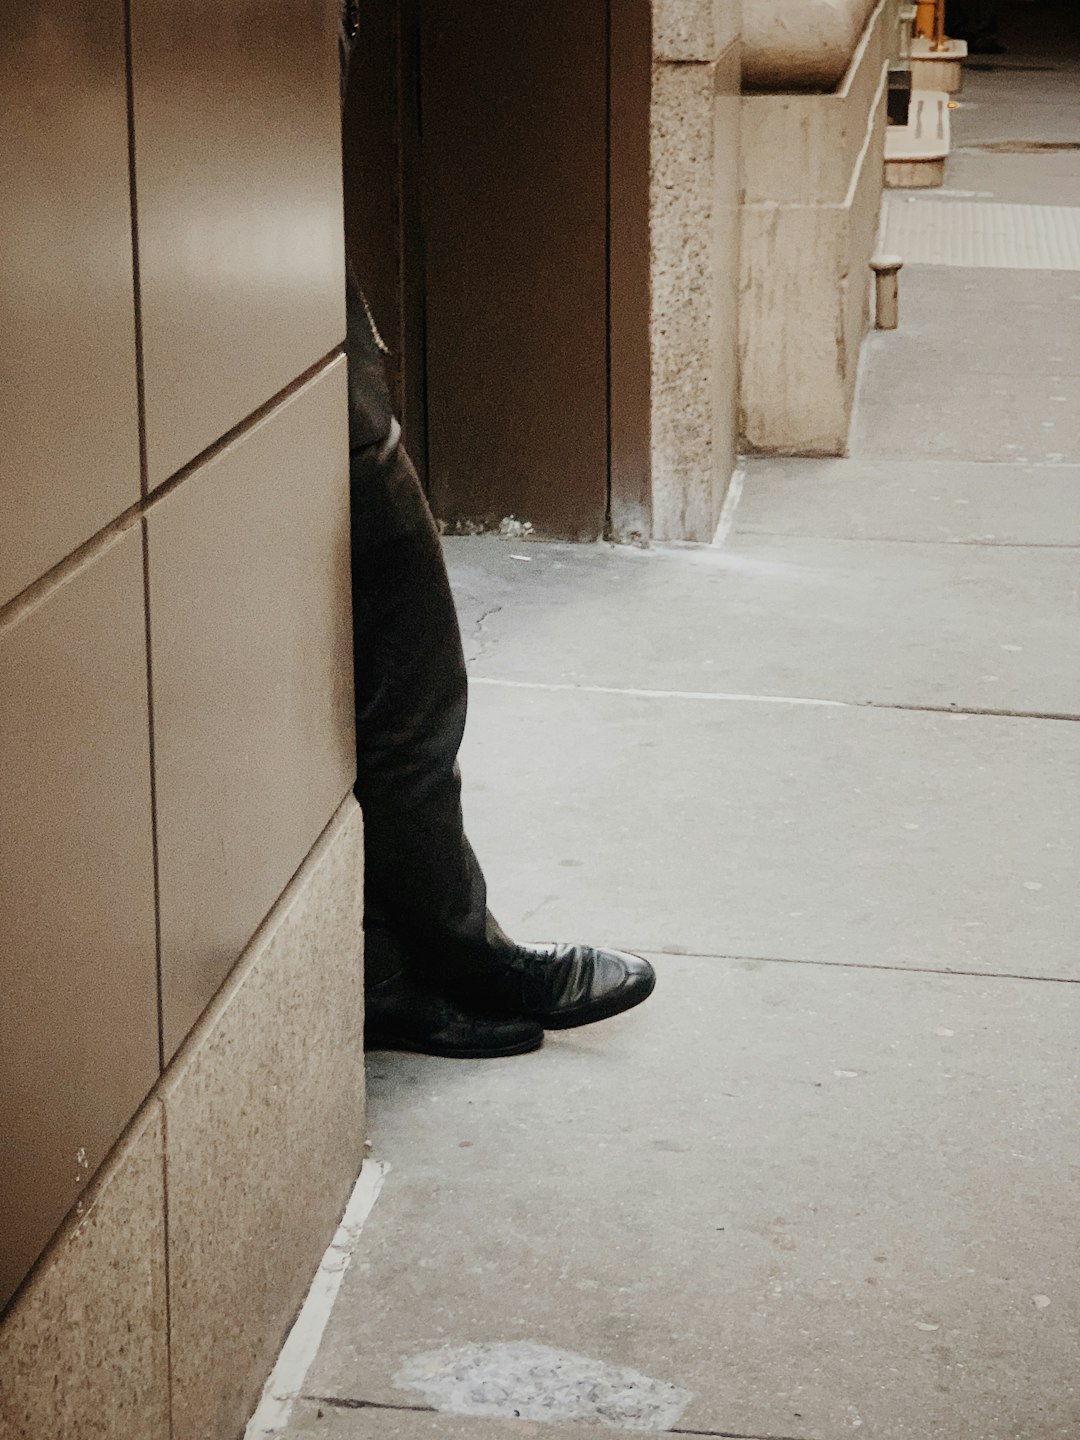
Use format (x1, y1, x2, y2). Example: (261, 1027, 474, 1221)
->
(272, 23, 1080, 1440)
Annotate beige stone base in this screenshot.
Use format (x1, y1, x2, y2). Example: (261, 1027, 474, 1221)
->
(885, 155, 947, 187)
(739, 0, 891, 456)
(884, 89, 951, 191)
(0, 798, 365, 1440)
(910, 36, 967, 92)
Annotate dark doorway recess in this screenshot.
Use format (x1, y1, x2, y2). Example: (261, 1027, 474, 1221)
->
(343, 0, 652, 542)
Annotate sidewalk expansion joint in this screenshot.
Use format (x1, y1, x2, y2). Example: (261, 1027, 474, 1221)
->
(736, 531, 1080, 551)
(652, 949, 1080, 987)
(469, 676, 1080, 726)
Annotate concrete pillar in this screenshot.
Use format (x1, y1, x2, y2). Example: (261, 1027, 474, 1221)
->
(649, 0, 742, 542)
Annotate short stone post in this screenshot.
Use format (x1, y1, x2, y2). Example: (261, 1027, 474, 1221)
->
(871, 254, 903, 330)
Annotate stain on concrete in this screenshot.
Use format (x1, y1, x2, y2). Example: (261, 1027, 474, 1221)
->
(964, 62, 1059, 73)
(971, 140, 1080, 154)
(394, 1341, 692, 1431)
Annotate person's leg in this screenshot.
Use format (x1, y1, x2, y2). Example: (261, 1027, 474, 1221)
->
(346, 265, 654, 1048)
(350, 435, 509, 982)
(351, 432, 654, 1027)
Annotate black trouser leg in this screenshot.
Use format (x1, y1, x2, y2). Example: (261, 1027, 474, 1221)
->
(345, 259, 511, 992)
(350, 437, 510, 989)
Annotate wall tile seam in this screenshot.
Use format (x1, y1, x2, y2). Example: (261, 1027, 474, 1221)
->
(0, 348, 345, 639)
(0, 797, 361, 1329)
(159, 1098, 176, 1440)
(122, 0, 149, 507)
(138, 513, 168, 1080)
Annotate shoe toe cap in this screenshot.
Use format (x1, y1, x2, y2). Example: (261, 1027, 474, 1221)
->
(611, 948, 656, 997)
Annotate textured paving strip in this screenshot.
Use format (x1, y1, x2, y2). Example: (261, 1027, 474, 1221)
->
(883, 197, 1080, 269)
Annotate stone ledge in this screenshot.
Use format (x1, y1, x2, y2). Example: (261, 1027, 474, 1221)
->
(743, 0, 879, 91)
(739, 3, 890, 455)
(910, 35, 967, 93)
(741, 0, 892, 205)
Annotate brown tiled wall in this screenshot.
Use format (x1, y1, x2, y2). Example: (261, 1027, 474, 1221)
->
(0, 0, 352, 1312)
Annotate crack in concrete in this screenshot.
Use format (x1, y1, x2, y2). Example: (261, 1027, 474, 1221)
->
(305, 1394, 434, 1413)
(671, 1430, 810, 1440)
(737, 530, 1080, 551)
(305, 1394, 811, 1440)
(468, 600, 504, 663)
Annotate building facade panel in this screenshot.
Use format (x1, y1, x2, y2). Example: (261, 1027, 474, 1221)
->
(130, 0, 346, 485)
(147, 361, 354, 1060)
(0, 0, 141, 608)
(0, 531, 160, 1312)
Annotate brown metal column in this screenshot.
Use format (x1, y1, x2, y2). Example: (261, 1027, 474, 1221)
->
(342, 0, 428, 478)
(419, 0, 610, 540)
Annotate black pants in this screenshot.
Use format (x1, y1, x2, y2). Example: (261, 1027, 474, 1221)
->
(346, 266, 509, 989)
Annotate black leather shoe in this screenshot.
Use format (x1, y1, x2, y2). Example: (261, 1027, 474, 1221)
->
(365, 972, 544, 1058)
(486, 944, 656, 1030)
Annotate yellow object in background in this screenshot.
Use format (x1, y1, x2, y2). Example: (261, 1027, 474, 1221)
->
(914, 0, 948, 46)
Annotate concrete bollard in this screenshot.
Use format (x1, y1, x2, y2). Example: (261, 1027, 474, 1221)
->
(871, 254, 903, 329)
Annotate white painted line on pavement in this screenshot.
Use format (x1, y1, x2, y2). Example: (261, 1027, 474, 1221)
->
(244, 1161, 389, 1439)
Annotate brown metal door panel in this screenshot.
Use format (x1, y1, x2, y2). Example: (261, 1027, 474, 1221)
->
(0, 1, 141, 609)
(419, 0, 610, 539)
(129, 0, 347, 486)
(148, 362, 354, 1061)
(341, 0, 428, 478)
(0, 531, 159, 1313)
(342, 0, 405, 389)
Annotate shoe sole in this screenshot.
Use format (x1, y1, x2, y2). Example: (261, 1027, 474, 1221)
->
(540, 966, 657, 1031)
(365, 1030, 544, 1060)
